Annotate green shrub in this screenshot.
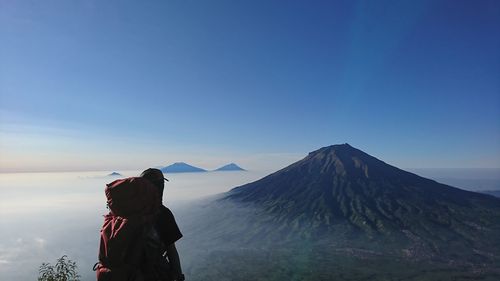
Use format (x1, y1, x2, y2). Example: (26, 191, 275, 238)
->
(38, 255, 80, 281)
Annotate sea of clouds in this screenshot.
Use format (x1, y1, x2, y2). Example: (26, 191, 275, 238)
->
(0, 170, 269, 280)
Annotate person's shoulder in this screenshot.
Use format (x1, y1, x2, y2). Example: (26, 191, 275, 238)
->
(160, 205, 172, 213)
(159, 205, 176, 218)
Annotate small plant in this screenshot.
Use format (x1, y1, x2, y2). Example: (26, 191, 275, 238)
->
(38, 255, 80, 281)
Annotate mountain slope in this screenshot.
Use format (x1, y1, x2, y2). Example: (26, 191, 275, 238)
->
(480, 190, 500, 198)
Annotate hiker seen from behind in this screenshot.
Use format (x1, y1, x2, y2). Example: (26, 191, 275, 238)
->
(95, 168, 185, 281)
(141, 168, 184, 281)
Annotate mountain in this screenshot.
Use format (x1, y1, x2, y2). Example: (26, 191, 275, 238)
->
(179, 144, 500, 280)
(161, 162, 207, 173)
(107, 172, 122, 177)
(214, 163, 245, 171)
(225, 144, 500, 252)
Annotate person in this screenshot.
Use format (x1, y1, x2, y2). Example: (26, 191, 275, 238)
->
(140, 168, 185, 281)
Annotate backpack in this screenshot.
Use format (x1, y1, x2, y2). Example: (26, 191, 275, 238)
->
(94, 177, 172, 281)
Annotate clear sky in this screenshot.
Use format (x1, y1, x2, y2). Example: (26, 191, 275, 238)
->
(1, 0, 499, 172)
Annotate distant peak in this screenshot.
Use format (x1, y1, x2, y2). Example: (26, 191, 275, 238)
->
(161, 162, 207, 173)
(215, 163, 246, 171)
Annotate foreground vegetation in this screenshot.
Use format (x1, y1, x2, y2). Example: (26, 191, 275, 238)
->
(38, 255, 80, 281)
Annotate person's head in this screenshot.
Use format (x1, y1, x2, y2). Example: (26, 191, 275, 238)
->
(140, 168, 169, 198)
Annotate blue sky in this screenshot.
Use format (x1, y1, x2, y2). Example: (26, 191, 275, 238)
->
(1, 0, 499, 172)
